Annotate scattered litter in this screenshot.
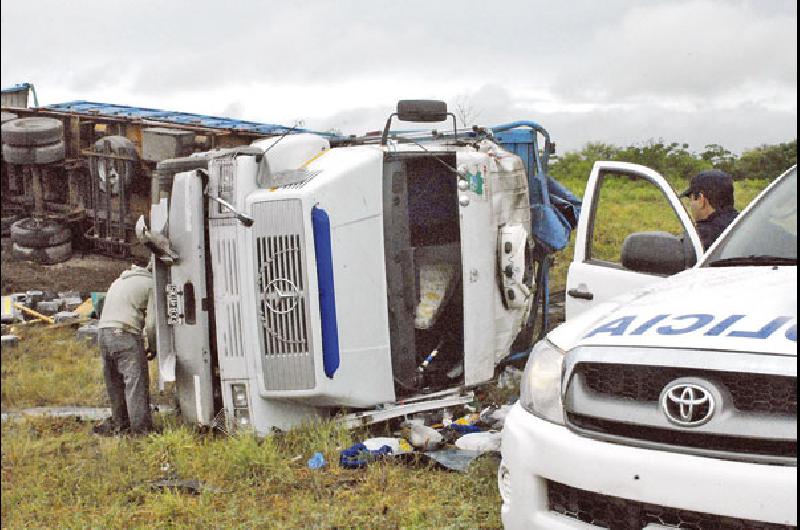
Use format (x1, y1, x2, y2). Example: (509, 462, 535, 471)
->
(53, 311, 81, 324)
(454, 431, 502, 452)
(25, 290, 44, 306)
(36, 300, 61, 315)
(449, 423, 482, 435)
(62, 298, 84, 311)
(1, 335, 20, 349)
(406, 422, 444, 449)
(149, 478, 219, 495)
(422, 449, 487, 472)
(307, 452, 327, 469)
(1, 295, 24, 323)
(363, 437, 412, 454)
(58, 291, 81, 300)
(74, 299, 94, 319)
(339, 442, 393, 469)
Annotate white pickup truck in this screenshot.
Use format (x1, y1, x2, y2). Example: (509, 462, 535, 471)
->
(500, 163, 797, 529)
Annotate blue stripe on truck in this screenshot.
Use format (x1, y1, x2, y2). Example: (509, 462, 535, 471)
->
(312, 206, 340, 378)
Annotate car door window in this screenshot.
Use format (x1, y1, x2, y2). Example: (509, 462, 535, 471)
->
(589, 171, 687, 268)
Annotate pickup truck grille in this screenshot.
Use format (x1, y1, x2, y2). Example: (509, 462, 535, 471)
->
(565, 359, 797, 464)
(547, 480, 794, 530)
(253, 200, 315, 391)
(568, 413, 797, 459)
(580, 363, 797, 416)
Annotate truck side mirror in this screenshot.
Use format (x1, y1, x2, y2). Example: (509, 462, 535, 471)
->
(396, 100, 448, 122)
(621, 231, 688, 275)
(382, 99, 457, 145)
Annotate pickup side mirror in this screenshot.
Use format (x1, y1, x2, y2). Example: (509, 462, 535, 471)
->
(621, 231, 688, 275)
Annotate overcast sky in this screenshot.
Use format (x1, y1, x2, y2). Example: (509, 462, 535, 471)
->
(1, 0, 796, 153)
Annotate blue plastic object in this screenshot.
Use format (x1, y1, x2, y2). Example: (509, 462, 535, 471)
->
(307, 452, 327, 470)
(450, 423, 482, 435)
(311, 207, 340, 378)
(339, 443, 393, 469)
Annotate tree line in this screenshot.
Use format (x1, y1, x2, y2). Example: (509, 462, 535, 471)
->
(549, 139, 797, 183)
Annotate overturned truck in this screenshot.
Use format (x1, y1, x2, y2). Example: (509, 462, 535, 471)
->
(144, 101, 579, 435)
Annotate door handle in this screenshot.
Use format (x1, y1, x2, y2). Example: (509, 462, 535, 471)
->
(568, 289, 594, 300)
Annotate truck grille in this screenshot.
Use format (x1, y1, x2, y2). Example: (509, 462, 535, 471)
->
(547, 480, 794, 530)
(580, 363, 797, 416)
(253, 200, 315, 391)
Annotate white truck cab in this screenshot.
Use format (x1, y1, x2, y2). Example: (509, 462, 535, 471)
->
(499, 164, 797, 529)
(144, 101, 559, 435)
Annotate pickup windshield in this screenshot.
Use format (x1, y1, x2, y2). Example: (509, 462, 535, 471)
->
(706, 167, 797, 267)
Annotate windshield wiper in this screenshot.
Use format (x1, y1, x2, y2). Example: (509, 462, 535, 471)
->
(707, 255, 798, 267)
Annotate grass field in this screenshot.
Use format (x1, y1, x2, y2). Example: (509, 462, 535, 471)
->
(1, 175, 772, 529)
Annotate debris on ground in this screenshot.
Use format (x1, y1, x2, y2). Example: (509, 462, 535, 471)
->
(307, 452, 327, 470)
(1, 334, 20, 349)
(454, 431, 502, 452)
(421, 449, 488, 472)
(339, 442, 393, 469)
(405, 421, 444, 449)
(362, 437, 413, 454)
(148, 478, 220, 495)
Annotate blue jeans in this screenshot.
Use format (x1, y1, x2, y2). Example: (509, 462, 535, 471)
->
(99, 328, 152, 433)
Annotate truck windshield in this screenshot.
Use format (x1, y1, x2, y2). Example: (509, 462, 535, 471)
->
(706, 167, 797, 267)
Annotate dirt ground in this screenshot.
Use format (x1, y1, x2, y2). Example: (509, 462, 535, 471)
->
(1, 237, 146, 294)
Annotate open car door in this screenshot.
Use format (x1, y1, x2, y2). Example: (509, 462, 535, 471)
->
(566, 161, 703, 319)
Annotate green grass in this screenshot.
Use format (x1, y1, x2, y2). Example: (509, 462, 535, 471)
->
(1, 173, 775, 529)
(2, 329, 502, 529)
(1, 326, 169, 410)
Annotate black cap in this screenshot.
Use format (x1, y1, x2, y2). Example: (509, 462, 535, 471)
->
(680, 169, 734, 199)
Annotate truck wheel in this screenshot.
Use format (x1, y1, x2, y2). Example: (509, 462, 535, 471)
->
(2, 141, 66, 164)
(1, 213, 20, 237)
(12, 241, 72, 265)
(10, 218, 72, 247)
(1, 117, 64, 147)
(91, 136, 136, 194)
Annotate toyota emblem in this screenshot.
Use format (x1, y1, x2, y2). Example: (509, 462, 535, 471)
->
(661, 381, 715, 426)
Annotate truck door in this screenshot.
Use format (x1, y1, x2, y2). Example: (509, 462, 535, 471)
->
(167, 170, 215, 425)
(566, 161, 702, 319)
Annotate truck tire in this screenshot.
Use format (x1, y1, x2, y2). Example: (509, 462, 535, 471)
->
(2, 141, 66, 164)
(12, 241, 72, 265)
(1, 111, 18, 124)
(1, 213, 20, 237)
(91, 136, 136, 194)
(1, 117, 64, 147)
(10, 218, 72, 247)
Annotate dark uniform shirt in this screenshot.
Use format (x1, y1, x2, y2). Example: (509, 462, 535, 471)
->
(697, 206, 738, 250)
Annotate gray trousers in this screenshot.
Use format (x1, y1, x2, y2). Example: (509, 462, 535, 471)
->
(99, 328, 152, 433)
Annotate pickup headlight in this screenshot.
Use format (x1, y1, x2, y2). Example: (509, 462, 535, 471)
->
(519, 338, 566, 425)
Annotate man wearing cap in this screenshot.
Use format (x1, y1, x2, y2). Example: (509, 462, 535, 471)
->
(94, 263, 156, 436)
(681, 169, 739, 251)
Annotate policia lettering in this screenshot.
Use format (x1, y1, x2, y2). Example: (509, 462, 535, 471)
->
(584, 314, 796, 342)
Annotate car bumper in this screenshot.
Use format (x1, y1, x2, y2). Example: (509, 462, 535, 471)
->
(499, 403, 797, 529)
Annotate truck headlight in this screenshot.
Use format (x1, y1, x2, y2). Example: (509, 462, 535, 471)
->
(230, 383, 251, 429)
(231, 383, 248, 408)
(519, 338, 565, 425)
